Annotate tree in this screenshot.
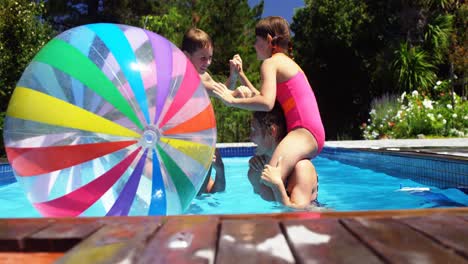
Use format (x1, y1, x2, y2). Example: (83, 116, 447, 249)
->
(195, 0, 263, 78)
(291, 0, 464, 139)
(392, 42, 437, 93)
(0, 0, 54, 156)
(138, 6, 192, 45)
(291, 0, 373, 139)
(0, 0, 54, 106)
(448, 2, 467, 97)
(44, 0, 165, 31)
(193, 0, 263, 142)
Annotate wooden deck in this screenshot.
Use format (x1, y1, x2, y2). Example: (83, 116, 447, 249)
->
(1, 208, 467, 263)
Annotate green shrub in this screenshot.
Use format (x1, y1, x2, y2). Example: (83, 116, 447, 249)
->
(362, 80, 468, 139)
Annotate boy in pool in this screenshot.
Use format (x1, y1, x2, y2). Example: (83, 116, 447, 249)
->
(182, 28, 255, 193)
(181, 27, 253, 97)
(198, 150, 225, 194)
(249, 103, 318, 208)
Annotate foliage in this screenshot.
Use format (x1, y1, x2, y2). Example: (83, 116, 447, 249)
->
(192, 0, 263, 142)
(138, 7, 192, 46)
(392, 42, 437, 93)
(292, 0, 371, 69)
(44, 0, 166, 30)
(362, 80, 467, 139)
(448, 2, 467, 97)
(291, 0, 373, 139)
(0, 0, 54, 157)
(424, 14, 454, 63)
(212, 99, 252, 143)
(0, 0, 54, 108)
(195, 0, 263, 80)
(291, 0, 465, 139)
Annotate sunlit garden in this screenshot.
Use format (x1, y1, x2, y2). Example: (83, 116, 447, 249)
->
(363, 80, 467, 139)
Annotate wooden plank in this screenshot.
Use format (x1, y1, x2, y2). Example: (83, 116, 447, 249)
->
(216, 219, 294, 264)
(24, 221, 103, 252)
(138, 216, 219, 264)
(342, 218, 468, 264)
(220, 207, 468, 220)
(399, 214, 468, 258)
(0, 252, 63, 264)
(0, 219, 54, 251)
(283, 219, 383, 264)
(55, 217, 162, 264)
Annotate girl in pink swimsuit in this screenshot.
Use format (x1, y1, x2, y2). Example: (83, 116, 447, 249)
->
(214, 16, 325, 209)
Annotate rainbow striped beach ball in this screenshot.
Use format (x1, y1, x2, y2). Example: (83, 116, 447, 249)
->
(3, 24, 216, 217)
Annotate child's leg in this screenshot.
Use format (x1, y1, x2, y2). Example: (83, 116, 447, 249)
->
(268, 128, 318, 182)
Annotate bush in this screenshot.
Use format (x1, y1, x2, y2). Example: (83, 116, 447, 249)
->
(362, 80, 468, 139)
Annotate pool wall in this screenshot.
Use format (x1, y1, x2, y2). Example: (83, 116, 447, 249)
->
(1, 145, 467, 194)
(0, 162, 14, 186)
(321, 147, 467, 193)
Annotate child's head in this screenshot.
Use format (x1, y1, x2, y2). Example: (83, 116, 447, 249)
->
(255, 16, 292, 58)
(182, 28, 213, 74)
(251, 102, 287, 155)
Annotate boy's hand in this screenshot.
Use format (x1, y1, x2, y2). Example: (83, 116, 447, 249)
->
(212, 152, 224, 171)
(261, 157, 283, 188)
(213, 82, 235, 105)
(249, 155, 267, 172)
(232, 85, 253, 98)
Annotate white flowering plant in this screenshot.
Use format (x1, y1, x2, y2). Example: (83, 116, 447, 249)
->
(362, 80, 467, 139)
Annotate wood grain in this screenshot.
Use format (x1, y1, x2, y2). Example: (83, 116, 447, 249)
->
(138, 215, 219, 264)
(283, 218, 383, 263)
(342, 217, 467, 264)
(217, 219, 294, 264)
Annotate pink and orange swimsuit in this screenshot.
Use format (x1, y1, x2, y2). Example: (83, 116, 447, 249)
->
(276, 71, 325, 154)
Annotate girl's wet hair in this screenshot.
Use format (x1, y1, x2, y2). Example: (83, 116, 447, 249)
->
(255, 16, 293, 58)
(253, 102, 287, 141)
(181, 28, 213, 54)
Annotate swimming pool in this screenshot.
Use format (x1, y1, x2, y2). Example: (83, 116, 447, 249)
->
(1, 146, 467, 217)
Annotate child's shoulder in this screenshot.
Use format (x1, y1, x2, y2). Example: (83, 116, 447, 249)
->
(268, 53, 296, 67)
(264, 54, 299, 72)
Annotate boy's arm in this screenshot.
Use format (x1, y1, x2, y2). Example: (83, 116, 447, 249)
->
(210, 150, 226, 192)
(226, 54, 240, 90)
(262, 158, 314, 209)
(202, 71, 242, 98)
(268, 176, 313, 209)
(276, 177, 315, 209)
(201, 72, 217, 97)
(225, 71, 239, 90)
(198, 165, 213, 195)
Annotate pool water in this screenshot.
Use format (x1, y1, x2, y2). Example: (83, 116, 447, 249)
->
(187, 156, 468, 214)
(1, 156, 467, 217)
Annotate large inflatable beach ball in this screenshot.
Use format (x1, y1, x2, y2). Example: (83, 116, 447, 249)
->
(3, 24, 216, 217)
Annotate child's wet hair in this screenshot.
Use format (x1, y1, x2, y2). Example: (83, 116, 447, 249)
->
(181, 28, 213, 54)
(253, 102, 287, 141)
(255, 16, 293, 58)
